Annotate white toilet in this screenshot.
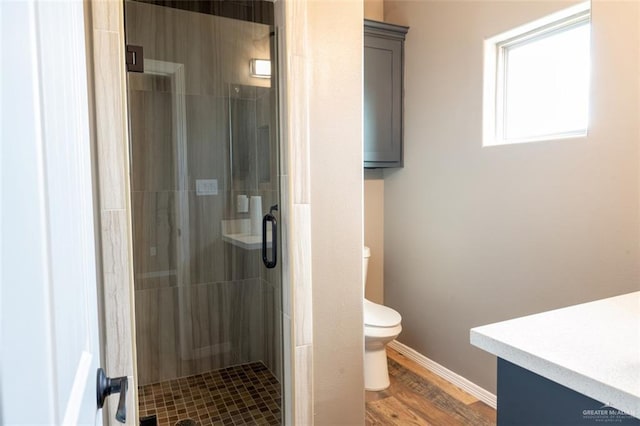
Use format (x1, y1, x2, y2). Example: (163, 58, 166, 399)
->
(363, 246, 402, 391)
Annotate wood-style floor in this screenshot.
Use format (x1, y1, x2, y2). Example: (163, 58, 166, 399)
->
(366, 348, 497, 425)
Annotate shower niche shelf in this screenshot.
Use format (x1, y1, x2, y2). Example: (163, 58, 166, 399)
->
(221, 219, 272, 250)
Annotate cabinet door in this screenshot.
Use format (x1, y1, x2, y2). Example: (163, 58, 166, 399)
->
(364, 35, 403, 167)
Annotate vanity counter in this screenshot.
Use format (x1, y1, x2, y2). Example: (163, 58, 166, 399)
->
(471, 291, 640, 421)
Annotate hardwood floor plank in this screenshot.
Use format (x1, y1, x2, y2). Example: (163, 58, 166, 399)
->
(366, 406, 389, 425)
(388, 359, 494, 426)
(392, 388, 466, 426)
(387, 348, 479, 405)
(367, 396, 432, 426)
(469, 400, 497, 423)
(365, 351, 497, 426)
(365, 383, 395, 403)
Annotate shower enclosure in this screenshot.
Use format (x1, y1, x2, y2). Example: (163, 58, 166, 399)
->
(123, 1, 283, 424)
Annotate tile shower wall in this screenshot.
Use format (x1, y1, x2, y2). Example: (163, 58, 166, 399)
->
(126, 1, 281, 386)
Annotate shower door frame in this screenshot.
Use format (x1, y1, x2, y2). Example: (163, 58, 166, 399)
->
(88, 0, 314, 424)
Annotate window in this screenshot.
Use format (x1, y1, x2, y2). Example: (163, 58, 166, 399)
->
(483, 3, 591, 146)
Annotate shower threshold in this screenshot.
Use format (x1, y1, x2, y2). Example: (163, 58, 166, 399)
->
(138, 362, 281, 426)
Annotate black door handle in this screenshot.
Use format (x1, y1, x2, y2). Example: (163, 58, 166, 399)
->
(96, 368, 128, 423)
(262, 204, 278, 269)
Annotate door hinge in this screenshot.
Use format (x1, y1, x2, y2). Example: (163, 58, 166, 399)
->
(125, 45, 144, 73)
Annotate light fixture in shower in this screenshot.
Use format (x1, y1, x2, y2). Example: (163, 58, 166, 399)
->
(250, 58, 271, 78)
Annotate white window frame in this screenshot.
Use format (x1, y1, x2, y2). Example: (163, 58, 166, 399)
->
(483, 2, 591, 147)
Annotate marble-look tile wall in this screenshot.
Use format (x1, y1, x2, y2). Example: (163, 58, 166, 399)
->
(90, 1, 138, 423)
(278, 0, 366, 423)
(125, 1, 271, 97)
(125, 1, 281, 386)
(135, 278, 265, 384)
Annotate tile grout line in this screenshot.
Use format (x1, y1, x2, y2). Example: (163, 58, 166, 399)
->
(139, 362, 281, 425)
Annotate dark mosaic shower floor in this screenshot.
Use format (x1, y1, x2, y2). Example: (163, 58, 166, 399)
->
(138, 362, 281, 426)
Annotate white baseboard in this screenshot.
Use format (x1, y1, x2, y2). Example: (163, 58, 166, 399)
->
(388, 340, 497, 409)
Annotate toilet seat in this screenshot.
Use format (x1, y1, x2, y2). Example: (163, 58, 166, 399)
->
(364, 299, 401, 328)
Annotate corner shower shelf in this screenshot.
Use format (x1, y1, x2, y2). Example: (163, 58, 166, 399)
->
(221, 219, 272, 250)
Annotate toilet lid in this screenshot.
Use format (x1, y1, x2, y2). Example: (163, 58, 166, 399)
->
(364, 299, 401, 327)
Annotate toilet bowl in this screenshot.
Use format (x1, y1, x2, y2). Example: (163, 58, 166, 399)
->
(363, 247, 402, 391)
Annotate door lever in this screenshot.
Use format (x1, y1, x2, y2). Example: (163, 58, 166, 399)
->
(96, 368, 128, 423)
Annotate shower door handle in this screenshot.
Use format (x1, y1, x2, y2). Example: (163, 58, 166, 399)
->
(262, 204, 278, 269)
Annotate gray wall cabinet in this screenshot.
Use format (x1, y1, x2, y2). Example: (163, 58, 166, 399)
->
(364, 19, 409, 168)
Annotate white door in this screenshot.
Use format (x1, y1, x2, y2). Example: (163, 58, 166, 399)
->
(1, 1, 118, 424)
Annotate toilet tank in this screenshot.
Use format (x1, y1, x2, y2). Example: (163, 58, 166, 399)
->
(363, 246, 371, 289)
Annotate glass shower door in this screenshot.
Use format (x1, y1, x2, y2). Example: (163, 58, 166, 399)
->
(124, 1, 282, 424)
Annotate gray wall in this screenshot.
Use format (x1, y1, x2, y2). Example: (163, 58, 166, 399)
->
(383, 0, 640, 393)
(365, 169, 385, 304)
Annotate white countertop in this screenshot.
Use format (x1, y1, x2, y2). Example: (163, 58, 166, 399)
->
(470, 291, 640, 418)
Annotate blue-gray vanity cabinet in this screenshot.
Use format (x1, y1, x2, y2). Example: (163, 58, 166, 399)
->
(364, 19, 409, 168)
